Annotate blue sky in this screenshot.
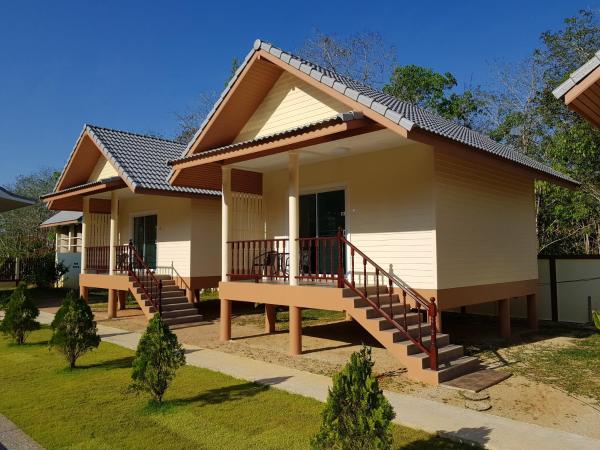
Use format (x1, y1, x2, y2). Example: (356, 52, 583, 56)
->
(0, 0, 597, 186)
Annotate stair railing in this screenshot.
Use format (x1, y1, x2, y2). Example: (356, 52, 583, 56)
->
(336, 230, 439, 371)
(127, 240, 162, 315)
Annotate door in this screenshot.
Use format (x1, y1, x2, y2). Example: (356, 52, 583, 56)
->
(300, 190, 345, 276)
(133, 215, 157, 268)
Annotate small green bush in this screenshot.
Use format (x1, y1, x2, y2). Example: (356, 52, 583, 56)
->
(49, 291, 101, 368)
(23, 255, 69, 288)
(593, 310, 600, 331)
(0, 283, 40, 344)
(130, 314, 185, 403)
(311, 345, 395, 450)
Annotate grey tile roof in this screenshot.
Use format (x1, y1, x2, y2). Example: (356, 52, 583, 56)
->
(66, 126, 220, 196)
(171, 111, 363, 165)
(553, 50, 600, 99)
(0, 186, 36, 212)
(182, 39, 577, 186)
(40, 210, 82, 227)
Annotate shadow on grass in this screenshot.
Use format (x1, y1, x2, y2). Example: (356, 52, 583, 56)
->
(403, 427, 490, 449)
(170, 381, 270, 407)
(78, 356, 134, 370)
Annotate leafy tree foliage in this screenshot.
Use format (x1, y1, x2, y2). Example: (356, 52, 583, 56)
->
(0, 168, 59, 258)
(0, 283, 39, 344)
(49, 291, 100, 369)
(130, 314, 185, 403)
(311, 346, 395, 450)
(593, 310, 600, 331)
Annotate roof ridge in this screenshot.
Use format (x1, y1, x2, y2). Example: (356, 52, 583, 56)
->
(86, 124, 184, 146)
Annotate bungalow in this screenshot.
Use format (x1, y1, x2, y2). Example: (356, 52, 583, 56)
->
(42, 126, 261, 326)
(167, 40, 578, 384)
(553, 49, 600, 128)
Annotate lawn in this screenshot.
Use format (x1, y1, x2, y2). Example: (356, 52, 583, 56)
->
(0, 328, 472, 450)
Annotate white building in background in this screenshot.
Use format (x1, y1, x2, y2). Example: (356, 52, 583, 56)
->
(40, 211, 82, 289)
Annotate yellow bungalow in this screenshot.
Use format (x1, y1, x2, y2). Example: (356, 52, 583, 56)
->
(166, 40, 578, 383)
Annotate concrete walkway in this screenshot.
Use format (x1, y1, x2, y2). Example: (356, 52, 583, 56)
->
(0, 414, 43, 450)
(37, 311, 600, 450)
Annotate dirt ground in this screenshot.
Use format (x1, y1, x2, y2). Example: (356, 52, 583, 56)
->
(39, 297, 600, 440)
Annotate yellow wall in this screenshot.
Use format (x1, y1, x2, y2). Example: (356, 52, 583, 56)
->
(190, 197, 222, 276)
(234, 71, 347, 142)
(262, 145, 438, 289)
(434, 151, 538, 289)
(88, 155, 118, 182)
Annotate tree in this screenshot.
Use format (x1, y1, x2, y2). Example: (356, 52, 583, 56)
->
(593, 310, 600, 331)
(0, 283, 40, 344)
(311, 346, 395, 450)
(0, 168, 59, 258)
(298, 30, 397, 87)
(49, 291, 101, 369)
(383, 65, 486, 128)
(130, 314, 185, 403)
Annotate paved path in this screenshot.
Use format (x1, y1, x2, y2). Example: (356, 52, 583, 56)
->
(38, 311, 600, 450)
(0, 415, 43, 450)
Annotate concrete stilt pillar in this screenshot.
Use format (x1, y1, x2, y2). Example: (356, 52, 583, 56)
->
(79, 286, 89, 303)
(498, 298, 511, 339)
(289, 306, 302, 355)
(118, 290, 127, 310)
(265, 304, 276, 333)
(108, 289, 118, 319)
(194, 289, 200, 303)
(220, 299, 232, 342)
(527, 294, 538, 331)
(186, 288, 194, 304)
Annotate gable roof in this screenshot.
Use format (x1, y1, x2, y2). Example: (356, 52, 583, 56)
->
(40, 210, 82, 228)
(176, 39, 577, 187)
(0, 186, 36, 212)
(553, 50, 600, 99)
(51, 125, 220, 198)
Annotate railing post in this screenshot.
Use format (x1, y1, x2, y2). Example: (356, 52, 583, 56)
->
(429, 297, 438, 371)
(128, 240, 133, 274)
(158, 280, 163, 315)
(336, 229, 344, 288)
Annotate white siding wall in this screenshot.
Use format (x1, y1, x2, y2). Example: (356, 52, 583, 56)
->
(434, 151, 538, 289)
(234, 71, 347, 143)
(263, 145, 438, 289)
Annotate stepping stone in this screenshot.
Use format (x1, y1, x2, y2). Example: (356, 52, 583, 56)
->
(465, 400, 492, 411)
(460, 390, 490, 401)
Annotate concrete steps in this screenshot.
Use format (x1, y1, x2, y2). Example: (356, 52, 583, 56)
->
(345, 288, 479, 384)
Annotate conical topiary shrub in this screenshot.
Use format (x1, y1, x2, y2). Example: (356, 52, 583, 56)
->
(311, 345, 395, 450)
(130, 314, 186, 403)
(0, 283, 40, 344)
(49, 291, 101, 368)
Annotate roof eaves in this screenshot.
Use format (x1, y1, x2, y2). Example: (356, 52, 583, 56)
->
(553, 50, 600, 99)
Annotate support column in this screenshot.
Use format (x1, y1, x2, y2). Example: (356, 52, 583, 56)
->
(220, 299, 232, 342)
(265, 304, 276, 333)
(108, 289, 118, 319)
(289, 306, 302, 355)
(186, 288, 194, 304)
(527, 294, 538, 331)
(109, 191, 118, 275)
(81, 197, 89, 274)
(79, 286, 89, 302)
(498, 298, 511, 339)
(221, 166, 232, 282)
(436, 310, 443, 334)
(288, 153, 300, 286)
(118, 290, 127, 310)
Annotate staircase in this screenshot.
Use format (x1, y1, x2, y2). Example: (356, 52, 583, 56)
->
(128, 274, 204, 327)
(342, 285, 479, 384)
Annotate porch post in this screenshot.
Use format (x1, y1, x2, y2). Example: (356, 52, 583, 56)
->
(527, 294, 538, 331)
(81, 197, 89, 274)
(221, 166, 232, 281)
(117, 290, 127, 310)
(109, 191, 118, 275)
(289, 306, 302, 355)
(288, 152, 300, 286)
(108, 289, 118, 319)
(498, 298, 511, 339)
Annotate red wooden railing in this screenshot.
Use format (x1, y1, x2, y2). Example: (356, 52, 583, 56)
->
(226, 232, 438, 370)
(126, 240, 163, 314)
(86, 246, 110, 273)
(227, 239, 289, 281)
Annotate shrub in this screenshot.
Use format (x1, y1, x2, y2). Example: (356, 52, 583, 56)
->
(23, 255, 68, 288)
(0, 283, 40, 344)
(311, 345, 395, 450)
(49, 291, 101, 368)
(593, 310, 600, 331)
(130, 314, 185, 403)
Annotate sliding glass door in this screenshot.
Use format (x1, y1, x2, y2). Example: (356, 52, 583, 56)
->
(133, 214, 157, 268)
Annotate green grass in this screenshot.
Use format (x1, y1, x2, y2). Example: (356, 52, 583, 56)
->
(506, 333, 600, 401)
(0, 328, 472, 450)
